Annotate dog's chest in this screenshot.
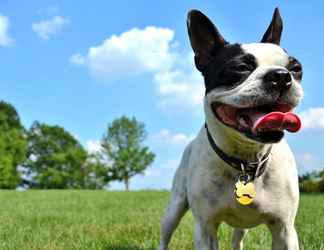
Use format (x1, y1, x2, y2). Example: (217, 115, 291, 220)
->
(189, 165, 280, 228)
(187, 135, 298, 228)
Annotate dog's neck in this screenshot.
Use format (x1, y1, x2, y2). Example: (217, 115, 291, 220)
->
(205, 109, 272, 163)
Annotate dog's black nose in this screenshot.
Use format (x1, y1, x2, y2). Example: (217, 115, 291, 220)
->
(264, 69, 292, 90)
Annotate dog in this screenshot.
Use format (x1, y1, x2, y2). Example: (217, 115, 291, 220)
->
(159, 8, 303, 250)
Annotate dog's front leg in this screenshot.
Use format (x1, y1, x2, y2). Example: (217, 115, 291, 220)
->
(194, 222, 219, 250)
(232, 228, 248, 250)
(268, 222, 299, 250)
(158, 195, 188, 250)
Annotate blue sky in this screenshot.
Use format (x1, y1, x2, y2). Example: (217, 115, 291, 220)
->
(1, 1, 324, 190)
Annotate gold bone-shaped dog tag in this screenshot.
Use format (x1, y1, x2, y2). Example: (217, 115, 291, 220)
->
(234, 180, 256, 205)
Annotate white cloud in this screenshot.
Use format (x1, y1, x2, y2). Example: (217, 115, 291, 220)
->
(151, 129, 194, 147)
(71, 26, 175, 79)
(154, 67, 204, 110)
(86, 140, 102, 154)
(32, 16, 69, 40)
(70, 53, 85, 65)
(0, 14, 14, 46)
(70, 26, 204, 112)
(299, 107, 324, 129)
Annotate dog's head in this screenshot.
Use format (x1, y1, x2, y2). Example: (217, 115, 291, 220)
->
(187, 8, 303, 144)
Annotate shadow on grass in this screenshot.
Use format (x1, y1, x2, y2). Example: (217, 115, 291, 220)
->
(102, 243, 153, 250)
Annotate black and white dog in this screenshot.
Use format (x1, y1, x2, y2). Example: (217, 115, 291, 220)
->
(159, 8, 303, 250)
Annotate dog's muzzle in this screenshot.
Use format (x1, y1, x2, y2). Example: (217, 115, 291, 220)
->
(212, 101, 301, 143)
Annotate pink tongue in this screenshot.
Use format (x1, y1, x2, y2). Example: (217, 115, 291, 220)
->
(251, 111, 301, 134)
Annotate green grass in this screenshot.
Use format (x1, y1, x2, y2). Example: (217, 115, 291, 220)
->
(0, 191, 323, 250)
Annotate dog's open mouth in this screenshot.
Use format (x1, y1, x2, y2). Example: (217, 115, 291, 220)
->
(212, 102, 301, 142)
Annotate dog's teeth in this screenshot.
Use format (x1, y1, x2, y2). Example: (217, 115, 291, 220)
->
(238, 117, 249, 128)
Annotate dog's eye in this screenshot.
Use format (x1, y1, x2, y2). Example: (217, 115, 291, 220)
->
(287, 57, 302, 74)
(289, 64, 302, 73)
(232, 64, 251, 72)
(287, 57, 302, 80)
(288, 62, 302, 81)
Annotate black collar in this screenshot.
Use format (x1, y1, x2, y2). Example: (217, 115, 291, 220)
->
(205, 124, 271, 179)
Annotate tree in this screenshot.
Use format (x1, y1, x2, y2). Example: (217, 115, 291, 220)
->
(84, 152, 112, 189)
(101, 116, 155, 190)
(24, 121, 108, 189)
(299, 169, 324, 193)
(0, 101, 27, 189)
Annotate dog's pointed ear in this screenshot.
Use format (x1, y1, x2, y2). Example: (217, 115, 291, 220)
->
(187, 10, 227, 71)
(261, 7, 283, 45)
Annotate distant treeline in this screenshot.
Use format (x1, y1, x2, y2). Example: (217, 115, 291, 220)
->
(1, 100, 323, 192)
(0, 101, 154, 190)
(299, 170, 324, 193)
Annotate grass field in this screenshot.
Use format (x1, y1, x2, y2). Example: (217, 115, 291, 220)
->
(0, 191, 323, 250)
